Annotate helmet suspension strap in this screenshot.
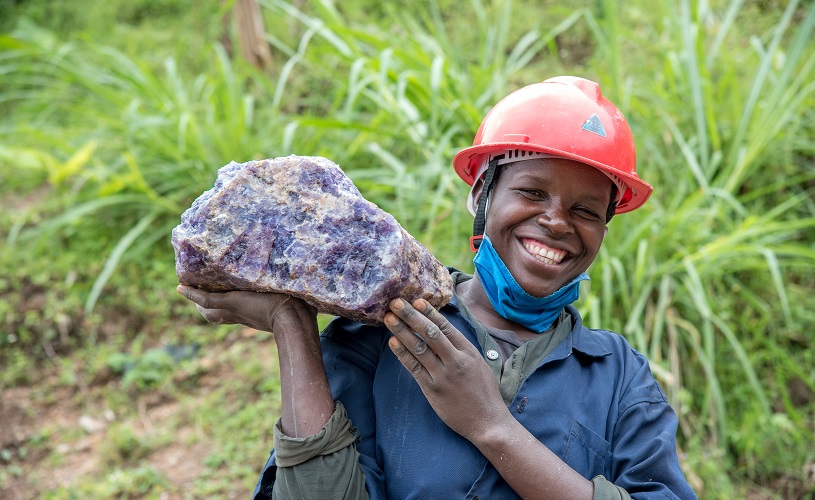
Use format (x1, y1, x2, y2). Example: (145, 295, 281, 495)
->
(470, 155, 504, 252)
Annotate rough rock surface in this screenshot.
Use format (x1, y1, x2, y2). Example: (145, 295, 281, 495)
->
(171, 155, 453, 325)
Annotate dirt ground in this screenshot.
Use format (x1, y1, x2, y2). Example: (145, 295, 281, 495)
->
(0, 331, 274, 499)
(2, 382, 189, 498)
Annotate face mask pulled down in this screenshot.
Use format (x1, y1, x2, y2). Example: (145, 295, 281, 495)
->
(473, 235, 588, 333)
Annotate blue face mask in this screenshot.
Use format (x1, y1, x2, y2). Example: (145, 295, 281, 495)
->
(473, 235, 588, 333)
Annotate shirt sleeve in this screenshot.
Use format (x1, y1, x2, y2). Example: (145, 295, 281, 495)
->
(610, 350, 698, 499)
(318, 318, 389, 497)
(270, 401, 368, 499)
(254, 317, 389, 499)
(592, 475, 632, 500)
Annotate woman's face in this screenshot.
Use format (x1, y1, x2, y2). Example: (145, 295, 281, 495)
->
(480, 158, 612, 298)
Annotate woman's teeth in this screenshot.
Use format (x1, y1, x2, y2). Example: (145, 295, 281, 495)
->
(524, 242, 566, 265)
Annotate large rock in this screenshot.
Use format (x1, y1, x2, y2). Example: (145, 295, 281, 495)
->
(171, 155, 453, 325)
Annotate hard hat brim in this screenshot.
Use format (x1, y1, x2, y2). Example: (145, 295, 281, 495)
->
(453, 142, 653, 214)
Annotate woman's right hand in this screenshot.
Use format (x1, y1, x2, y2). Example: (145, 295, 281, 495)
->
(177, 285, 317, 333)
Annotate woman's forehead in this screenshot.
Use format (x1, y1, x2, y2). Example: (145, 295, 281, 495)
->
(501, 159, 613, 191)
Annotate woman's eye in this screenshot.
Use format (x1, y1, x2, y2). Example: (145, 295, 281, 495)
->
(576, 207, 601, 220)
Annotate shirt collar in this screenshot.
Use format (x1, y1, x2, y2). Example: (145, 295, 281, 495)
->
(444, 268, 612, 360)
(548, 305, 612, 361)
(443, 268, 467, 313)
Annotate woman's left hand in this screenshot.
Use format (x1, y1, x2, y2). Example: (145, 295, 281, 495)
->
(384, 298, 509, 441)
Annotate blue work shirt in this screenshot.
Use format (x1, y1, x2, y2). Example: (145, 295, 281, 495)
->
(255, 292, 696, 499)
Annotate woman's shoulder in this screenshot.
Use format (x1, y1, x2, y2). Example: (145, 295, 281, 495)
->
(570, 315, 669, 407)
(568, 310, 645, 360)
(581, 325, 643, 358)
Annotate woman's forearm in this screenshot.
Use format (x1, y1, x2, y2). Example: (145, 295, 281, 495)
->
(273, 308, 335, 438)
(472, 412, 594, 500)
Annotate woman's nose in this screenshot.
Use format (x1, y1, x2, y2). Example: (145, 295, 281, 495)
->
(536, 206, 573, 235)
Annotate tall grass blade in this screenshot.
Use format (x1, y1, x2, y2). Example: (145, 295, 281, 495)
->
(84, 211, 160, 315)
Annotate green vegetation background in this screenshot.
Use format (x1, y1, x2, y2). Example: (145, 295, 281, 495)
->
(1, 0, 813, 498)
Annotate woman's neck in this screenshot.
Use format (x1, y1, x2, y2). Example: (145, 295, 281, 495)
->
(456, 274, 542, 341)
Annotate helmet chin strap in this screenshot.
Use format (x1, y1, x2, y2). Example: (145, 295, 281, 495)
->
(470, 155, 504, 251)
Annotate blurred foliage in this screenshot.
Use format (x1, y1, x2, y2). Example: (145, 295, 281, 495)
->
(1, 0, 814, 498)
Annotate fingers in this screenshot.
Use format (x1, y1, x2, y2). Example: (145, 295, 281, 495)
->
(177, 285, 225, 310)
(386, 297, 469, 379)
(177, 285, 233, 324)
(412, 299, 470, 350)
(388, 298, 468, 361)
(387, 299, 445, 344)
(385, 300, 442, 381)
(195, 304, 234, 325)
(385, 307, 433, 358)
(179, 285, 256, 327)
(387, 336, 427, 378)
(177, 285, 317, 333)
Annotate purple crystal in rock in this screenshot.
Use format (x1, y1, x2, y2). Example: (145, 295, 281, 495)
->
(171, 155, 454, 325)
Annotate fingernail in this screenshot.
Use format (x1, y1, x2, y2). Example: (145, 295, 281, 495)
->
(391, 298, 404, 310)
(385, 314, 398, 326)
(388, 337, 402, 351)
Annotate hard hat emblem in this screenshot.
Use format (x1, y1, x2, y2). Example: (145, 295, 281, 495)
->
(581, 114, 606, 137)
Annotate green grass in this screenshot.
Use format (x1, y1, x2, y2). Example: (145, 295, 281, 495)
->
(1, 0, 814, 497)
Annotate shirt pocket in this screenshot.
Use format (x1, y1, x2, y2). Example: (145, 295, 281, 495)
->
(562, 420, 611, 479)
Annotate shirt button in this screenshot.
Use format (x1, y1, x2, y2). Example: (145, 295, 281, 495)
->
(486, 349, 499, 360)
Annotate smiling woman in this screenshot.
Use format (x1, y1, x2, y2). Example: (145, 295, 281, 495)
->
(480, 159, 611, 298)
(180, 76, 697, 499)
(456, 159, 613, 341)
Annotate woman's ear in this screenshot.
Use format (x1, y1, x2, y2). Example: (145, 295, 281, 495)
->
(471, 177, 485, 208)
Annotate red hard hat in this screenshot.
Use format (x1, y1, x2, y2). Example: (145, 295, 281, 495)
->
(453, 76, 653, 214)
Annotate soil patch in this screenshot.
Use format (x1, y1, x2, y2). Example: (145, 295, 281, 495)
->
(0, 333, 274, 499)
